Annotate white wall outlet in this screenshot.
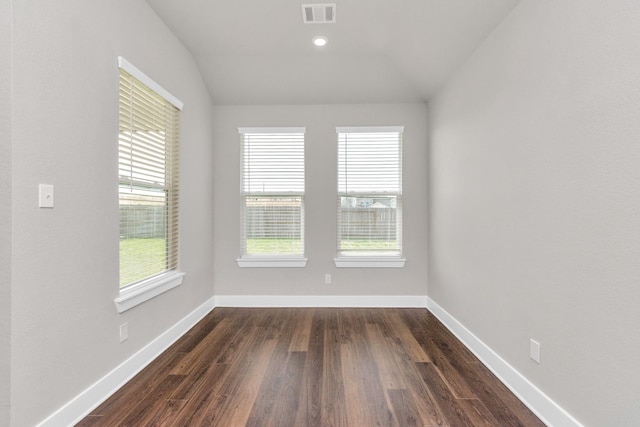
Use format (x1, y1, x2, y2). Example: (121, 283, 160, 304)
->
(38, 184, 54, 208)
(120, 323, 129, 343)
(324, 274, 332, 284)
(530, 339, 541, 363)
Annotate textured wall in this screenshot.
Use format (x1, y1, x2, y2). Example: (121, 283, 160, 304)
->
(9, 1, 215, 425)
(212, 104, 429, 298)
(428, 1, 640, 425)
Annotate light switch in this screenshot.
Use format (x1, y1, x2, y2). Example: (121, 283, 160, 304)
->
(39, 184, 54, 208)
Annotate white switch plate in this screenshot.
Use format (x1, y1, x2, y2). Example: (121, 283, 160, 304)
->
(530, 339, 541, 363)
(324, 274, 332, 284)
(39, 184, 54, 208)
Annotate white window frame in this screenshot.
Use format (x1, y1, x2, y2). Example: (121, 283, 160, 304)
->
(236, 127, 308, 268)
(115, 57, 185, 313)
(334, 126, 406, 268)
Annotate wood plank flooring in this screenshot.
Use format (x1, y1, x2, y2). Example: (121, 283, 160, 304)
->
(77, 308, 545, 426)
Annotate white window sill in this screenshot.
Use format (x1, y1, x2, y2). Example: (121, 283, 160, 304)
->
(334, 256, 406, 268)
(236, 257, 308, 268)
(114, 271, 185, 313)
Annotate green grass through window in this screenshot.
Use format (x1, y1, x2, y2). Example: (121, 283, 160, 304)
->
(246, 239, 303, 255)
(245, 238, 397, 255)
(120, 238, 166, 287)
(340, 240, 397, 251)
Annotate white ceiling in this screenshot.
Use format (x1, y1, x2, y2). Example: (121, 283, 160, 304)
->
(146, 0, 520, 105)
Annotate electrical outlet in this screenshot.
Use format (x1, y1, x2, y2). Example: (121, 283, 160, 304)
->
(530, 339, 541, 363)
(120, 323, 129, 343)
(324, 274, 332, 284)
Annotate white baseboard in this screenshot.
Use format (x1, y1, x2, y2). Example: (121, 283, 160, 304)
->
(426, 298, 583, 427)
(214, 294, 428, 308)
(36, 297, 216, 427)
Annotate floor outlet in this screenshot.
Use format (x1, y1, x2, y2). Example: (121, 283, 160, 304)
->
(120, 323, 129, 343)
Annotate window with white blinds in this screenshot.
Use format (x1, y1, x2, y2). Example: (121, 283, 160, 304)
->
(239, 128, 305, 261)
(337, 126, 403, 258)
(118, 59, 182, 288)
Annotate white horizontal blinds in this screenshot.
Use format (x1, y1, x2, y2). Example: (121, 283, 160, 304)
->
(240, 129, 305, 256)
(119, 67, 180, 288)
(338, 129, 402, 194)
(337, 127, 403, 256)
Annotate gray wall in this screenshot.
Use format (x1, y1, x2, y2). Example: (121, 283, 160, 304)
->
(428, 1, 640, 425)
(8, 1, 215, 425)
(0, 1, 12, 425)
(212, 104, 429, 297)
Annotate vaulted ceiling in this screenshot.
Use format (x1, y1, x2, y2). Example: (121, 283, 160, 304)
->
(146, 0, 520, 105)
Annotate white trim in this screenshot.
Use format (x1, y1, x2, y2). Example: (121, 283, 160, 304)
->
(214, 294, 427, 307)
(236, 257, 308, 268)
(114, 271, 185, 313)
(238, 127, 306, 134)
(117, 56, 184, 110)
(336, 126, 404, 133)
(36, 297, 216, 427)
(334, 256, 406, 268)
(427, 298, 584, 427)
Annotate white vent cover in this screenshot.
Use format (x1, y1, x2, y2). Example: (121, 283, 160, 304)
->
(302, 3, 336, 24)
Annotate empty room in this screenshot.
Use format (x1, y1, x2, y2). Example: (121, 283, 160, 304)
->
(1, 0, 639, 426)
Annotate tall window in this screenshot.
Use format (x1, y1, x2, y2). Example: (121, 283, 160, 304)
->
(238, 128, 307, 267)
(336, 127, 404, 263)
(118, 58, 182, 289)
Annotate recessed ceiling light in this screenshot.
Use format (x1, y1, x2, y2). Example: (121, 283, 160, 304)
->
(313, 37, 327, 47)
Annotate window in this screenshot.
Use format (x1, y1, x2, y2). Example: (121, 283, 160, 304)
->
(237, 128, 307, 267)
(335, 126, 405, 267)
(115, 57, 184, 313)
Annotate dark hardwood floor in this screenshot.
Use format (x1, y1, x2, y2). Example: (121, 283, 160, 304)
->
(77, 308, 545, 426)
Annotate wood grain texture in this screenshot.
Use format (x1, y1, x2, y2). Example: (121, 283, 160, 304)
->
(77, 308, 545, 426)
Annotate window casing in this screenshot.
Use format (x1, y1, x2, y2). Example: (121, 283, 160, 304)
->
(237, 128, 307, 268)
(336, 126, 405, 267)
(115, 57, 184, 312)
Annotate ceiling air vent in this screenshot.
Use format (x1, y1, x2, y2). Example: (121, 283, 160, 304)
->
(302, 3, 336, 24)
